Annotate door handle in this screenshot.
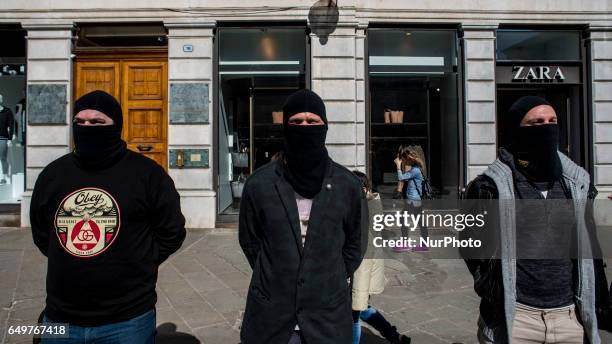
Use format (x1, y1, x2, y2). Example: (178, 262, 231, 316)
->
(137, 144, 153, 152)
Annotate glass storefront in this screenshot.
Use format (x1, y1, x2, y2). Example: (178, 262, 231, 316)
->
(367, 29, 461, 203)
(216, 27, 308, 215)
(0, 26, 26, 203)
(495, 29, 588, 168)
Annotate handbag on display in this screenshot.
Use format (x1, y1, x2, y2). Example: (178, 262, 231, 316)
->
(232, 145, 249, 168)
(391, 110, 404, 123)
(272, 111, 283, 124)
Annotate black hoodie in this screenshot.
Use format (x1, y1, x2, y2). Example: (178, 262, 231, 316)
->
(30, 151, 186, 326)
(29, 90, 186, 326)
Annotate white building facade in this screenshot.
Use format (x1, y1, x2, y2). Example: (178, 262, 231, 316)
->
(0, 0, 610, 228)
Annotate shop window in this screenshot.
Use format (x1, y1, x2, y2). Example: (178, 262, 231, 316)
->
(0, 27, 26, 203)
(75, 23, 168, 48)
(368, 29, 461, 203)
(496, 30, 581, 62)
(217, 27, 308, 215)
(496, 29, 587, 169)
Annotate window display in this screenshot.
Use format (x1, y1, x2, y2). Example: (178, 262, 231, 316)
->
(216, 27, 308, 215)
(0, 27, 26, 203)
(368, 29, 461, 204)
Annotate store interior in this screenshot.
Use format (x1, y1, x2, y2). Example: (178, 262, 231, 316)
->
(0, 26, 26, 204)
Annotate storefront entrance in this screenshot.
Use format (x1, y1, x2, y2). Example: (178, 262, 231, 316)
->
(495, 29, 588, 169)
(0, 25, 26, 204)
(367, 28, 462, 203)
(215, 27, 308, 216)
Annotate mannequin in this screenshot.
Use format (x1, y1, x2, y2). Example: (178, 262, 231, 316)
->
(0, 94, 14, 184)
(14, 97, 25, 144)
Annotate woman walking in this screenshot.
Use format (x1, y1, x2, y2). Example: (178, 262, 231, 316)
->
(393, 146, 429, 252)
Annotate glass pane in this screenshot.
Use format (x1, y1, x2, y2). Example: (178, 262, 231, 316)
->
(217, 27, 308, 215)
(76, 23, 168, 47)
(218, 75, 305, 215)
(369, 75, 460, 203)
(219, 28, 306, 72)
(368, 29, 457, 73)
(496, 30, 581, 61)
(0, 82, 25, 203)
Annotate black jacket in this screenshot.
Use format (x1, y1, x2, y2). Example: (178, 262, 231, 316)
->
(30, 151, 186, 326)
(0, 106, 14, 140)
(462, 148, 612, 332)
(239, 158, 367, 344)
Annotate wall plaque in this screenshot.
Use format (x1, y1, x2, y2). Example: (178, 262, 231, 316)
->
(27, 84, 67, 124)
(169, 83, 209, 124)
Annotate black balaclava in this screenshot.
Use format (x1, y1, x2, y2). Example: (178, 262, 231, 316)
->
(72, 90, 127, 170)
(282, 89, 329, 199)
(506, 96, 562, 182)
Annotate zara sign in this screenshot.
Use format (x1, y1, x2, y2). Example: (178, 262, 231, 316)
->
(512, 65, 565, 82)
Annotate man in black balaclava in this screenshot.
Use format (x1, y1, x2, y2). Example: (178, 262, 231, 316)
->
(71, 90, 127, 169)
(30, 90, 186, 343)
(463, 96, 610, 343)
(239, 89, 367, 344)
(505, 95, 562, 182)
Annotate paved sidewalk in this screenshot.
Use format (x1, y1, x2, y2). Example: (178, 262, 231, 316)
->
(1, 228, 611, 344)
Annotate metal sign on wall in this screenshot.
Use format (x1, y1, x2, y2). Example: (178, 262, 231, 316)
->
(496, 65, 581, 84)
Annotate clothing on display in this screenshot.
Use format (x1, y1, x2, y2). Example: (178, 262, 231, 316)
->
(0, 96, 15, 183)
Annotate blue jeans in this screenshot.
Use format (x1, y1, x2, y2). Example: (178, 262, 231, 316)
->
(41, 309, 156, 344)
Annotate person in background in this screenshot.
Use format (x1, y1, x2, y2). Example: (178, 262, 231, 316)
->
(352, 170, 411, 344)
(393, 146, 428, 252)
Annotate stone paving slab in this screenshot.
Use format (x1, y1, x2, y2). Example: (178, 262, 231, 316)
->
(0, 228, 611, 344)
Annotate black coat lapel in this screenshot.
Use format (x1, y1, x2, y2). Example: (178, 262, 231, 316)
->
(301, 159, 334, 261)
(275, 178, 303, 256)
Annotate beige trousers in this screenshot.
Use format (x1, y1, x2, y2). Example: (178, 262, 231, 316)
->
(478, 303, 584, 344)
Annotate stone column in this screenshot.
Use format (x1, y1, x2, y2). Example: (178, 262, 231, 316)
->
(462, 25, 498, 183)
(311, 24, 360, 169)
(21, 22, 74, 227)
(355, 24, 367, 172)
(165, 22, 216, 228)
(591, 28, 612, 196)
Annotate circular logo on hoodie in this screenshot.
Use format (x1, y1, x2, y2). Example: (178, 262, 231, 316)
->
(54, 188, 121, 258)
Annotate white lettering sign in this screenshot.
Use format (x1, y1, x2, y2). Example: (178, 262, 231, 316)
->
(512, 66, 566, 82)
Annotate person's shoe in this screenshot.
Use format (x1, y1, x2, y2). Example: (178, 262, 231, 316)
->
(392, 244, 411, 252)
(412, 244, 429, 252)
(398, 335, 411, 344)
(0, 179, 6, 185)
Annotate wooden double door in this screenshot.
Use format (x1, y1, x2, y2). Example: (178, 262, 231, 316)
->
(74, 56, 168, 167)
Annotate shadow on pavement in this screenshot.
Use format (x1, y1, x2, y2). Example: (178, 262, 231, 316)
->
(156, 322, 200, 344)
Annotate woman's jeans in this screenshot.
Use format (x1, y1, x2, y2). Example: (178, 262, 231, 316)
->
(41, 309, 156, 344)
(400, 200, 428, 241)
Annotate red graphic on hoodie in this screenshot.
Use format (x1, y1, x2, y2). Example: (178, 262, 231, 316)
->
(54, 188, 121, 258)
